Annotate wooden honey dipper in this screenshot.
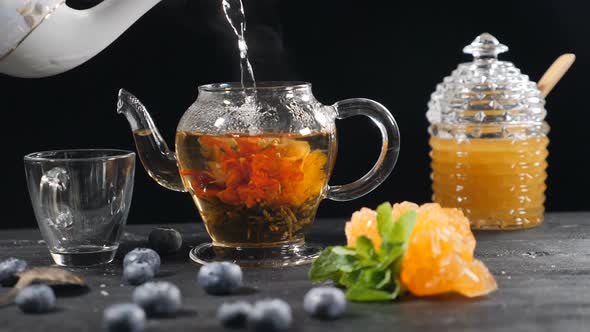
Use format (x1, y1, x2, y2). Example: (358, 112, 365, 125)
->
(537, 53, 576, 97)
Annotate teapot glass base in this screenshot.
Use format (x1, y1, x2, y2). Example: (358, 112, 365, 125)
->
(189, 242, 322, 268)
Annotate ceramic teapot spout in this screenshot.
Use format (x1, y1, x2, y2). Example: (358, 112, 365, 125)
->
(0, 0, 162, 78)
(117, 89, 186, 192)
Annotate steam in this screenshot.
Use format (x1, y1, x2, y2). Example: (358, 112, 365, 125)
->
(66, 0, 299, 82)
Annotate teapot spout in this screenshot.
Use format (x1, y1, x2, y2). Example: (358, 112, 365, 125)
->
(117, 89, 186, 192)
(0, 0, 162, 78)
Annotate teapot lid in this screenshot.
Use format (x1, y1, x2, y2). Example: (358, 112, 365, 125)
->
(427, 33, 547, 135)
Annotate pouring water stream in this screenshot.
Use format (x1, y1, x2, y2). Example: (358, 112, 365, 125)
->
(222, 0, 256, 90)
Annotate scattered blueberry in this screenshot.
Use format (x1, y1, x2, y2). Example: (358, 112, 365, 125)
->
(303, 286, 347, 320)
(15, 284, 55, 313)
(0, 257, 27, 286)
(247, 299, 292, 332)
(124, 262, 155, 285)
(132, 281, 181, 317)
(123, 248, 160, 274)
(217, 301, 252, 328)
(103, 303, 146, 332)
(197, 262, 243, 295)
(148, 227, 182, 255)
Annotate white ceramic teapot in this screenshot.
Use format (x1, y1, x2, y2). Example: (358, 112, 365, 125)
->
(0, 0, 161, 78)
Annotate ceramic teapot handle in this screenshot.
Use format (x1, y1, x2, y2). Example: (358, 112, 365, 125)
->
(326, 98, 400, 201)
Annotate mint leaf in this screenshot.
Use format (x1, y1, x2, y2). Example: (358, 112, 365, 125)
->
(376, 269, 391, 289)
(391, 257, 408, 295)
(308, 202, 418, 302)
(355, 236, 378, 262)
(376, 202, 395, 242)
(391, 279, 402, 299)
(391, 254, 403, 277)
(345, 287, 396, 301)
(349, 268, 393, 291)
(352, 258, 377, 271)
(390, 210, 417, 246)
(377, 203, 417, 253)
(338, 269, 361, 288)
(309, 246, 358, 282)
(376, 210, 417, 270)
(331, 247, 357, 256)
(378, 242, 404, 270)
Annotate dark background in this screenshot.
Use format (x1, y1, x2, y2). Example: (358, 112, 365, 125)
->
(2, 0, 587, 229)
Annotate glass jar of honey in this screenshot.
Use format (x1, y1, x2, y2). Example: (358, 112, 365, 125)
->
(427, 33, 549, 230)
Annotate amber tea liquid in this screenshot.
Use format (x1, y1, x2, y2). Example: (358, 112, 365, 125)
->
(430, 137, 548, 229)
(176, 131, 335, 246)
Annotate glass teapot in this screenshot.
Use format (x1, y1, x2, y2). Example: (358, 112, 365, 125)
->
(117, 82, 400, 266)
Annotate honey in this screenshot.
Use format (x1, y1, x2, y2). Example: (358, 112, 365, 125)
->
(426, 33, 551, 230)
(430, 137, 548, 229)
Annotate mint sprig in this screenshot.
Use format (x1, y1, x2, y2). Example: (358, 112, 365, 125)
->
(308, 202, 417, 302)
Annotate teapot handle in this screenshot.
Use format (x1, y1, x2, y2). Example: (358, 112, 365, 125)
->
(326, 98, 400, 201)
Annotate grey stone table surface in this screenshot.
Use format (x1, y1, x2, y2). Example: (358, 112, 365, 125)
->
(1, 213, 590, 332)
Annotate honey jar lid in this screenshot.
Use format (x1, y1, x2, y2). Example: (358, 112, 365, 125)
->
(427, 33, 548, 139)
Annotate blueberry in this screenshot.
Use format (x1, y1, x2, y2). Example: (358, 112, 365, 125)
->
(303, 286, 346, 320)
(124, 262, 155, 285)
(217, 301, 252, 328)
(0, 257, 27, 286)
(148, 227, 182, 255)
(247, 299, 292, 332)
(123, 248, 160, 274)
(15, 284, 55, 313)
(197, 262, 243, 295)
(103, 303, 146, 332)
(132, 281, 181, 317)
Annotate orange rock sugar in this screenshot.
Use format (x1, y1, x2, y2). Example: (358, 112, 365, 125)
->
(345, 202, 497, 297)
(399, 203, 497, 297)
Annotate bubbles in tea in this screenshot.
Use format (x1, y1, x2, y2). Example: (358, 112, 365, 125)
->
(176, 131, 335, 247)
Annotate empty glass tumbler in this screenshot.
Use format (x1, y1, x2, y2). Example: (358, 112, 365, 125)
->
(24, 149, 135, 266)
